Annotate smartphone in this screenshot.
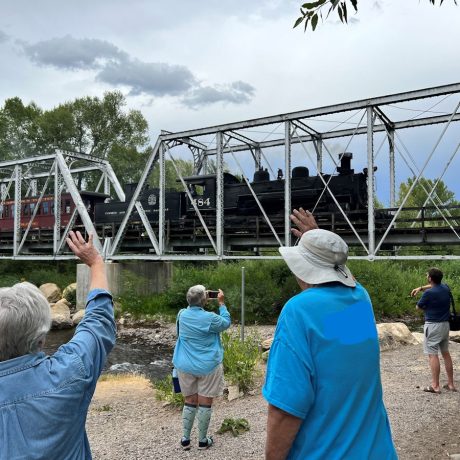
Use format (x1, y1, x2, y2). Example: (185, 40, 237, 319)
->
(206, 290, 219, 299)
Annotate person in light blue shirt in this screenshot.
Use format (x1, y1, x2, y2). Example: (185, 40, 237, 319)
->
(0, 231, 116, 460)
(172, 285, 231, 451)
(263, 208, 397, 460)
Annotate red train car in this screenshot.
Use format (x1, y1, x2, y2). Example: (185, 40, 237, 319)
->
(0, 192, 107, 231)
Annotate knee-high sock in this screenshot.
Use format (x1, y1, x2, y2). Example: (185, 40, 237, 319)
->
(197, 405, 212, 442)
(182, 403, 197, 440)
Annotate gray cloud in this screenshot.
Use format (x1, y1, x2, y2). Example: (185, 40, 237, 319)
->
(0, 30, 9, 43)
(19, 34, 255, 106)
(96, 59, 197, 96)
(182, 81, 256, 109)
(22, 35, 127, 70)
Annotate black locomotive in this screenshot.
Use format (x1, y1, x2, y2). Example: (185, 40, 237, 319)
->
(94, 153, 370, 251)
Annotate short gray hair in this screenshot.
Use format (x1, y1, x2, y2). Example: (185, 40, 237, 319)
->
(186, 284, 206, 306)
(0, 282, 51, 361)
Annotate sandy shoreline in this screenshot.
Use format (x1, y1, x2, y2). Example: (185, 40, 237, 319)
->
(87, 336, 460, 460)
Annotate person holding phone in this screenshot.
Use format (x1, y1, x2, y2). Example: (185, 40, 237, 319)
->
(172, 285, 231, 451)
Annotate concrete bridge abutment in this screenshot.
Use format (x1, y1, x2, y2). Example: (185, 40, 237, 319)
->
(76, 261, 173, 310)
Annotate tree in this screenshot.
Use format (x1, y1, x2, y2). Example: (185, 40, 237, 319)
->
(396, 176, 459, 227)
(294, 0, 456, 32)
(0, 92, 151, 187)
(149, 159, 195, 191)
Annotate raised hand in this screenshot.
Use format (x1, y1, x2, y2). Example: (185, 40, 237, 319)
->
(66, 231, 103, 267)
(290, 208, 319, 239)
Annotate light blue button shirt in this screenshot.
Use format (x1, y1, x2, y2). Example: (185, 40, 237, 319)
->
(0, 288, 116, 460)
(172, 305, 231, 375)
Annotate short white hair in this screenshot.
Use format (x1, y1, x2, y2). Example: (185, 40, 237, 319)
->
(186, 284, 206, 306)
(0, 282, 51, 362)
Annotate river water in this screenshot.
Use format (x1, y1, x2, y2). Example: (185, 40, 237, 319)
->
(44, 328, 173, 381)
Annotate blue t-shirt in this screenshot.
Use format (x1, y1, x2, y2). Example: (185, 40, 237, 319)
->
(172, 305, 231, 375)
(263, 283, 397, 460)
(417, 283, 451, 322)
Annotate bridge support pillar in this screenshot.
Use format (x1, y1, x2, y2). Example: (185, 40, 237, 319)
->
(76, 261, 173, 310)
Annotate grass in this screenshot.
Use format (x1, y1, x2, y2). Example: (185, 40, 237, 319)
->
(153, 374, 184, 408)
(217, 418, 250, 437)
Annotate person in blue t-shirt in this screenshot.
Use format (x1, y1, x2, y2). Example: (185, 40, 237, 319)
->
(172, 285, 231, 451)
(263, 208, 397, 460)
(410, 268, 457, 393)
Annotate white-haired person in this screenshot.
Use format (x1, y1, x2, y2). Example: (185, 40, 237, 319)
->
(172, 285, 231, 451)
(0, 231, 116, 460)
(263, 209, 397, 460)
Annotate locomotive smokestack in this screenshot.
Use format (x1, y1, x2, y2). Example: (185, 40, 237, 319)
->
(337, 152, 354, 175)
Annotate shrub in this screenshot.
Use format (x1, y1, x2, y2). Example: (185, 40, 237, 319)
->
(222, 330, 261, 392)
(153, 375, 184, 408)
(217, 418, 250, 436)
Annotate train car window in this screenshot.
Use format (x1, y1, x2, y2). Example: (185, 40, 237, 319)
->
(11, 205, 15, 216)
(30, 203, 36, 215)
(23, 204, 29, 216)
(51, 202, 54, 215)
(43, 201, 49, 215)
(65, 200, 71, 214)
(0, 205, 3, 219)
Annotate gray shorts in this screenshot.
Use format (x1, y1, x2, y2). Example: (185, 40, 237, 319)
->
(424, 322, 450, 355)
(177, 364, 225, 398)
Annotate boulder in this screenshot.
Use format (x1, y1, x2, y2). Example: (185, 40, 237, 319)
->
(450, 331, 460, 343)
(62, 283, 77, 302)
(39, 283, 62, 303)
(261, 337, 273, 351)
(51, 299, 73, 329)
(72, 309, 85, 326)
(377, 322, 419, 351)
(411, 332, 424, 344)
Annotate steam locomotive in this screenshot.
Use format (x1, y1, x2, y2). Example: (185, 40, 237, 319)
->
(0, 153, 371, 251)
(94, 153, 370, 250)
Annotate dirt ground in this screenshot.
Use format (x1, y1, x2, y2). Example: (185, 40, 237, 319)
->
(87, 340, 460, 460)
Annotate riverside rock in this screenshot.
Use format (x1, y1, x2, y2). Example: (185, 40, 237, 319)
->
(72, 309, 85, 325)
(51, 299, 73, 329)
(377, 322, 419, 351)
(39, 283, 62, 303)
(62, 283, 77, 301)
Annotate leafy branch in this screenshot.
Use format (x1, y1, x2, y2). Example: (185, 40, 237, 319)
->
(294, 0, 457, 32)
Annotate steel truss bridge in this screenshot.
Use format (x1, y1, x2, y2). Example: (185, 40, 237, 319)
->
(1, 83, 460, 261)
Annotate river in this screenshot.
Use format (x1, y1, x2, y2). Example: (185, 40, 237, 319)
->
(44, 328, 173, 381)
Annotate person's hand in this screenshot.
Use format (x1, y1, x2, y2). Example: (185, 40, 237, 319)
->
(290, 208, 319, 239)
(410, 287, 422, 297)
(217, 289, 225, 306)
(67, 231, 103, 267)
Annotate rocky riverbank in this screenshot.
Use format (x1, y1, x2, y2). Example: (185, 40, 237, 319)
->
(86, 333, 460, 460)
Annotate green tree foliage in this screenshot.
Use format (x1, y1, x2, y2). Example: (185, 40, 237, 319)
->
(0, 92, 151, 186)
(294, 0, 456, 32)
(396, 176, 459, 226)
(149, 159, 195, 191)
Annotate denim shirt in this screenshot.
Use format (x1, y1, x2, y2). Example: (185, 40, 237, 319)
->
(0, 288, 116, 460)
(172, 305, 231, 375)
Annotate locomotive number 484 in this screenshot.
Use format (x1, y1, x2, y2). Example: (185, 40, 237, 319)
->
(193, 198, 211, 207)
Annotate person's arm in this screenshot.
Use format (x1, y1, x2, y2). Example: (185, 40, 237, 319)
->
(290, 208, 319, 239)
(209, 289, 231, 332)
(57, 231, 115, 382)
(66, 231, 108, 290)
(266, 404, 303, 460)
(410, 284, 431, 297)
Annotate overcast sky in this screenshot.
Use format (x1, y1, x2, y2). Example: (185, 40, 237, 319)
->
(1, 0, 460, 203)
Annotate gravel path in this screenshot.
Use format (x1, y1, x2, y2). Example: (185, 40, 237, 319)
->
(87, 338, 460, 460)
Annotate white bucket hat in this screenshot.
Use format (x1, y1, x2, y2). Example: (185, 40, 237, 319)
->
(279, 229, 356, 287)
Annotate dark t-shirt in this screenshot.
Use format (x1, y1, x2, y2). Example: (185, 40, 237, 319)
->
(417, 283, 451, 322)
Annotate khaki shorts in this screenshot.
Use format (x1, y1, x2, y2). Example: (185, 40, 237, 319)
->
(177, 364, 225, 398)
(424, 322, 450, 355)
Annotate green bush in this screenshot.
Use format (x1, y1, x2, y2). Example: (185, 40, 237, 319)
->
(153, 375, 184, 408)
(217, 418, 250, 436)
(222, 330, 261, 392)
